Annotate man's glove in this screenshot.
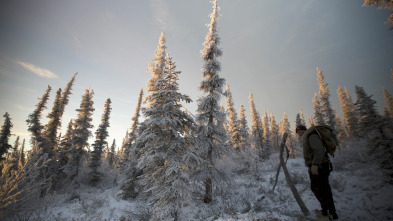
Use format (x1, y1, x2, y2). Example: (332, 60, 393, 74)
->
(311, 165, 319, 175)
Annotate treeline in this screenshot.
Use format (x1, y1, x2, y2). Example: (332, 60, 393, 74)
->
(1, 1, 392, 220)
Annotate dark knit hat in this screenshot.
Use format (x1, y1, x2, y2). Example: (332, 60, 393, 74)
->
(296, 125, 307, 133)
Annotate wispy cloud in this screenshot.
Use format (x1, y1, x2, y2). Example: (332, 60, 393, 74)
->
(17, 61, 58, 78)
(149, 0, 178, 32)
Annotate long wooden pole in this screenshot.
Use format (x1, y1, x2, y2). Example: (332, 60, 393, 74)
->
(279, 133, 310, 216)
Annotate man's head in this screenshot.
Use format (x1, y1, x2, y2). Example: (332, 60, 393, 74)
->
(296, 125, 307, 137)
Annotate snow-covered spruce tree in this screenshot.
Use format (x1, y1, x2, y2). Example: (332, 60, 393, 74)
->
(18, 139, 25, 171)
(225, 84, 242, 149)
(355, 85, 393, 167)
(317, 67, 336, 129)
(0, 112, 13, 163)
(88, 98, 111, 186)
(194, 0, 227, 204)
(308, 115, 314, 127)
(60, 73, 77, 114)
(66, 88, 95, 184)
(8, 136, 20, 174)
(334, 109, 346, 141)
(312, 93, 325, 125)
(270, 113, 279, 150)
(43, 73, 77, 158)
(135, 55, 198, 220)
(337, 86, 359, 137)
(300, 109, 306, 126)
(262, 111, 271, 154)
(238, 105, 250, 149)
(354, 86, 381, 136)
(43, 88, 63, 157)
(120, 33, 167, 201)
(108, 139, 116, 168)
(383, 88, 393, 116)
(26, 85, 51, 146)
(249, 93, 264, 158)
(58, 120, 73, 169)
(120, 88, 143, 170)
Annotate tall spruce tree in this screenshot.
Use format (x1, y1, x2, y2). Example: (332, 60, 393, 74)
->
(225, 84, 241, 148)
(66, 88, 95, 183)
(7, 136, 20, 173)
(0, 113, 13, 163)
(88, 98, 111, 186)
(354, 86, 380, 136)
(317, 67, 336, 129)
(238, 105, 250, 149)
(337, 86, 358, 137)
(43, 88, 63, 156)
(18, 139, 25, 171)
(120, 88, 143, 169)
(249, 93, 264, 157)
(270, 113, 279, 149)
(60, 73, 77, 115)
(334, 110, 346, 140)
(26, 85, 51, 146)
(262, 111, 271, 151)
(43, 73, 77, 157)
(138, 55, 197, 220)
(195, 0, 226, 204)
(58, 120, 74, 168)
(108, 139, 116, 167)
(312, 93, 325, 125)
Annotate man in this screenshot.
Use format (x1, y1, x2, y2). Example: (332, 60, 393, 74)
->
(296, 125, 338, 220)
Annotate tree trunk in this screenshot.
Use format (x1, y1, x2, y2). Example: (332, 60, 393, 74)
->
(279, 133, 310, 216)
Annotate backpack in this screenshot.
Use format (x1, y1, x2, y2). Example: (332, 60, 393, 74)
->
(313, 125, 339, 157)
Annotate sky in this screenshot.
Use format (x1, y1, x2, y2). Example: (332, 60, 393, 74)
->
(0, 0, 392, 151)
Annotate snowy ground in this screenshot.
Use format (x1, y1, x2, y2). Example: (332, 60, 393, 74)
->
(11, 140, 393, 220)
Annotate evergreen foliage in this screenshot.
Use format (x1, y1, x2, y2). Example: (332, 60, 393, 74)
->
(88, 98, 111, 186)
(249, 93, 264, 157)
(43, 88, 63, 156)
(337, 86, 359, 137)
(317, 67, 336, 129)
(270, 113, 279, 149)
(262, 111, 271, 154)
(66, 88, 95, 183)
(354, 85, 380, 135)
(238, 105, 250, 149)
(0, 112, 13, 163)
(138, 55, 197, 220)
(108, 139, 116, 167)
(195, 0, 227, 204)
(225, 84, 242, 148)
(120, 88, 143, 170)
(58, 120, 74, 168)
(26, 85, 51, 146)
(312, 93, 325, 125)
(18, 139, 25, 171)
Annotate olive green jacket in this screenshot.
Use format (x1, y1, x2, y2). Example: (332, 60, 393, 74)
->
(301, 126, 329, 167)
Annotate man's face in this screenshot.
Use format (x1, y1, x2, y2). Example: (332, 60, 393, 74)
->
(296, 130, 305, 137)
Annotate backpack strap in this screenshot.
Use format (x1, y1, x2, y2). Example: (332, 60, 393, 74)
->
(314, 127, 334, 158)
